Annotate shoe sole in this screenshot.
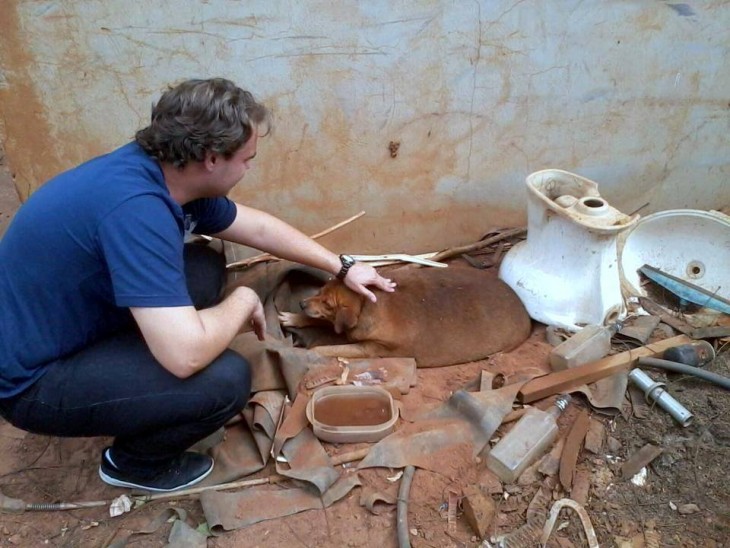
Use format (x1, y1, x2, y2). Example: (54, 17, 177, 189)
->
(98, 460, 214, 492)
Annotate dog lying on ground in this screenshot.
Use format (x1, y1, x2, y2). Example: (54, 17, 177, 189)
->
(278, 266, 532, 367)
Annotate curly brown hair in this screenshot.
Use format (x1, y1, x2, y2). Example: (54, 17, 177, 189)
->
(135, 78, 271, 168)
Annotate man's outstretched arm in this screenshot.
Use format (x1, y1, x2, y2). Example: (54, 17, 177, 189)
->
(214, 203, 396, 302)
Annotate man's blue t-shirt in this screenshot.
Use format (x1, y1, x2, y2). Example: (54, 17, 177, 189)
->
(0, 143, 237, 398)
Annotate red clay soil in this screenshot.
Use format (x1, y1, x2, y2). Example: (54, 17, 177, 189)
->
(1, 158, 728, 546)
(1, 324, 728, 547)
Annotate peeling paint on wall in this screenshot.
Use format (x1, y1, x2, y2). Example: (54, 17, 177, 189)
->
(0, 1, 728, 252)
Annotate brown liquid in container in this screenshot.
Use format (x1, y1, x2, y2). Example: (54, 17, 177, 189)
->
(313, 393, 392, 427)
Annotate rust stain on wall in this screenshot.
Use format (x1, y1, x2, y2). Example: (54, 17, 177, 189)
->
(0, 1, 64, 201)
(223, 40, 524, 252)
(231, 97, 516, 252)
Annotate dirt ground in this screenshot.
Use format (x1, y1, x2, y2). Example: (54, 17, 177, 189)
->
(0, 323, 728, 547)
(1, 157, 729, 547)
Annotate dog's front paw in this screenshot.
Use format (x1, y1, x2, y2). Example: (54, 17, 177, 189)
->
(278, 311, 310, 328)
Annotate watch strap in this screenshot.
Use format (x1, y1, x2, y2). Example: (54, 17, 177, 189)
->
(336, 254, 355, 280)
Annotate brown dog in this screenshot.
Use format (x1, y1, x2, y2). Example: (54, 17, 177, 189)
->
(279, 266, 532, 367)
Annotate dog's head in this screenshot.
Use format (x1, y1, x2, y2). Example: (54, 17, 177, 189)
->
(300, 280, 364, 334)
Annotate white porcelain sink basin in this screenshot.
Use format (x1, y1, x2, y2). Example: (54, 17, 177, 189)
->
(619, 209, 730, 301)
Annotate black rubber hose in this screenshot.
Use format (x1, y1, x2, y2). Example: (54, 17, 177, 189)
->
(396, 465, 416, 548)
(637, 357, 730, 390)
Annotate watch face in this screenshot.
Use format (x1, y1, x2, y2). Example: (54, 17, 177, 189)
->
(341, 254, 355, 266)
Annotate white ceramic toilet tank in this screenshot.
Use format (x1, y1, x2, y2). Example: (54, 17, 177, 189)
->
(500, 169, 639, 331)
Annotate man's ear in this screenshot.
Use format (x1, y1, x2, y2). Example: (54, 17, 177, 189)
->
(203, 151, 218, 172)
(334, 306, 358, 334)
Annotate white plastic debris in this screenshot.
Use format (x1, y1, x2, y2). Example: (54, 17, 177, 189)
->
(630, 467, 648, 487)
(387, 471, 404, 482)
(109, 494, 133, 517)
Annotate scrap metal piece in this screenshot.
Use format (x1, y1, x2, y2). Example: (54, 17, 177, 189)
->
(539, 498, 599, 548)
(628, 368, 694, 427)
(639, 264, 730, 314)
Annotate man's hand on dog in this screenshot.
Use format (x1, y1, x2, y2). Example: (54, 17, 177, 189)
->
(343, 263, 396, 303)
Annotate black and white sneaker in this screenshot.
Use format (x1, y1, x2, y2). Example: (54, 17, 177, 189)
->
(98, 447, 214, 492)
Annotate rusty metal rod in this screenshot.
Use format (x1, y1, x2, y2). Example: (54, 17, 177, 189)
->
(1, 446, 373, 514)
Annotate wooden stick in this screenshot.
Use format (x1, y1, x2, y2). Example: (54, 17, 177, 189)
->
(147, 446, 370, 502)
(518, 335, 692, 403)
(428, 227, 526, 263)
(9, 445, 374, 514)
(138, 476, 276, 502)
(226, 211, 366, 269)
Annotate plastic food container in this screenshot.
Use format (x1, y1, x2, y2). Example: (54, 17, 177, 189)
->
(306, 385, 399, 443)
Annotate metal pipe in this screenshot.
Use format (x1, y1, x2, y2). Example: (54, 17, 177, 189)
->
(628, 368, 694, 427)
(637, 357, 730, 390)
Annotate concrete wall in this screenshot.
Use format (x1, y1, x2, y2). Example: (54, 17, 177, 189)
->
(1, 1, 728, 253)
(0, 143, 21, 239)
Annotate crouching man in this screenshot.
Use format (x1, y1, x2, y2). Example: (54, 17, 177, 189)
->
(0, 78, 395, 491)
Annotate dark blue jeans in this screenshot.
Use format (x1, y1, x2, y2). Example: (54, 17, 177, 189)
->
(0, 243, 251, 473)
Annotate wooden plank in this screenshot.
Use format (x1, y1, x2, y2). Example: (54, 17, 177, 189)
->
(518, 335, 691, 403)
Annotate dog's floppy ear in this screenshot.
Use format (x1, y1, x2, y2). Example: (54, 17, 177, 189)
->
(332, 284, 364, 334)
(334, 305, 359, 334)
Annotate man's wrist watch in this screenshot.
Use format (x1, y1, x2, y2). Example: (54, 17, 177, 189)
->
(336, 254, 356, 280)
